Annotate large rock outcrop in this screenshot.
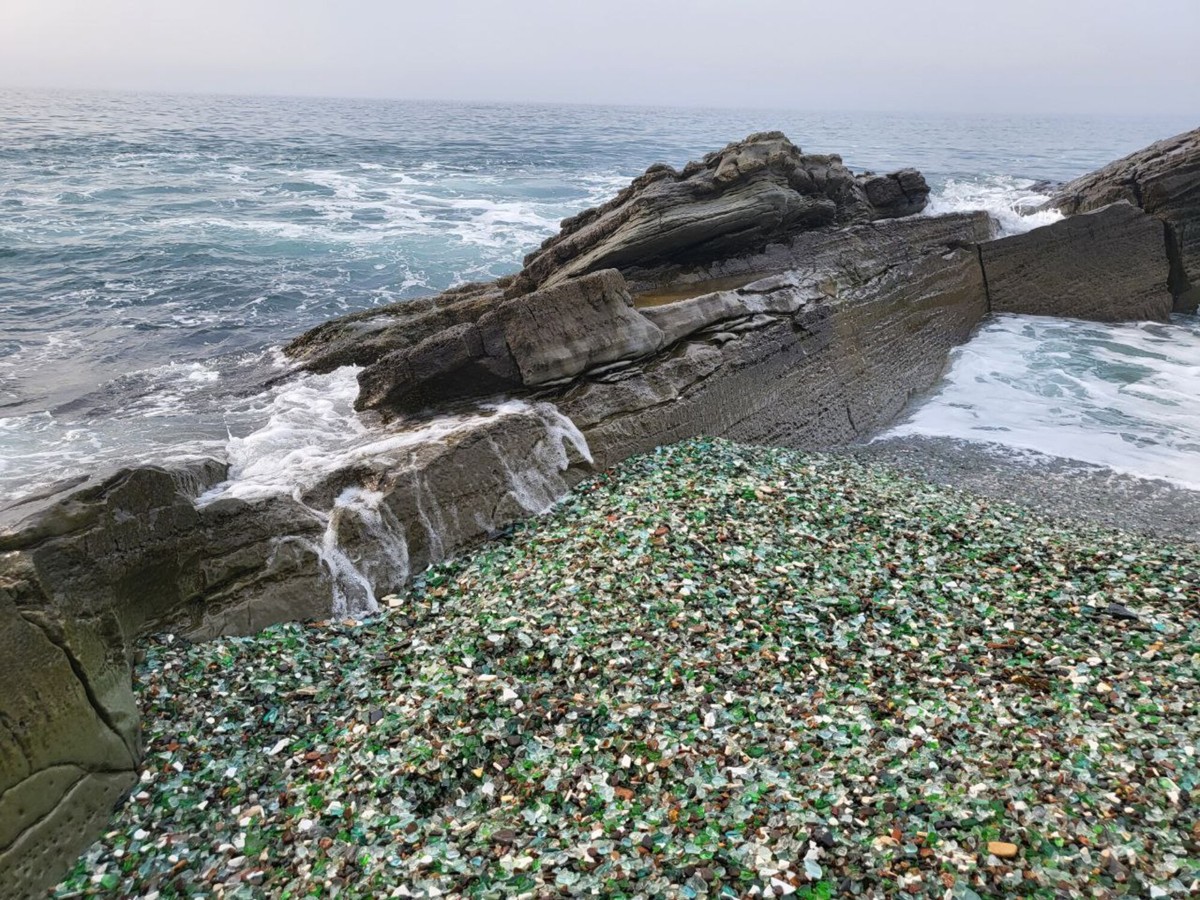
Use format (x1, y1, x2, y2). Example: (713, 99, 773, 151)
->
(560, 213, 994, 467)
(980, 202, 1173, 321)
(4, 128, 1197, 897)
(514, 132, 930, 290)
(1049, 126, 1200, 312)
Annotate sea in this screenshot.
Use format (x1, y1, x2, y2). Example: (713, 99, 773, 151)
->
(1, 88, 1197, 502)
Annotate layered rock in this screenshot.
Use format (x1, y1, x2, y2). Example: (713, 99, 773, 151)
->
(1048, 126, 1200, 312)
(980, 202, 1173, 321)
(514, 132, 930, 290)
(355, 270, 666, 417)
(560, 212, 994, 467)
(5, 127, 1197, 896)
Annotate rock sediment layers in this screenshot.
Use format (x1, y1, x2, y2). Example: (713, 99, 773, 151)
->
(1048, 126, 1200, 312)
(515, 132, 930, 290)
(2, 129, 1197, 897)
(980, 202, 1173, 321)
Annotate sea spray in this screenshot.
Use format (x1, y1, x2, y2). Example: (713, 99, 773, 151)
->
(490, 401, 595, 515)
(412, 474, 448, 566)
(199, 375, 594, 617)
(924, 174, 1063, 235)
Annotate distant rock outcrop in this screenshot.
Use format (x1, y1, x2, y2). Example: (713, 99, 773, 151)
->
(1048, 126, 1200, 312)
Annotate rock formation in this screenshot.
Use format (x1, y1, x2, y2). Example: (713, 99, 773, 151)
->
(980, 202, 1173, 321)
(2, 128, 1196, 897)
(1048, 126, 1200, 312)
(515, 132, 930, 291)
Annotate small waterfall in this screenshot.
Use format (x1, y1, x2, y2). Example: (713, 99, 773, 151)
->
(412, 474, 449, 566)
(319, 487, 412, 619)
(492, 401, 595, 515)
(204, 389, 594, 620)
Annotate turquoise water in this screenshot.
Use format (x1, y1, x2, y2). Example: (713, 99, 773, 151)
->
(0, 89, 1195, 498)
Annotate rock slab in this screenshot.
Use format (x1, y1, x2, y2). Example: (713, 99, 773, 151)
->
(981, 202, 1173, 321)
(1050, 126, 1200, 312)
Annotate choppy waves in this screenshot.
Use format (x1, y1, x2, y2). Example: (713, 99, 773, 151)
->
(2, 91, 1196, 503)
(924, 174, 1063, 234)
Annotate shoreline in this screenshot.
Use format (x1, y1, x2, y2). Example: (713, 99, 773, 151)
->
(852, 436, 1200, 547)
(7, 125, 1200, 897)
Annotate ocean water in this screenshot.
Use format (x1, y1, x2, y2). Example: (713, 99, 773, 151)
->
(0, 88, 1196, 501)
(887, 314, 1200, 489)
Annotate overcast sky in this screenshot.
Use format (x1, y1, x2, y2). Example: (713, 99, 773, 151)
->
(1, 0, 1197, 115)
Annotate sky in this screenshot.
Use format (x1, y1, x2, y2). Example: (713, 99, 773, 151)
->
(1, 0, 1197, 115)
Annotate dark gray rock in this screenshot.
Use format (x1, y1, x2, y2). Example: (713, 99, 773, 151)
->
(561, 213, 995, 467)
(354, 270, 664, 417)
(284, 279, 511, 375)
(286, 133, 933, 389)
(1049, 126, 1200, 312)
(980, 202, 1173, 322)
(517, 132, 929, 290)
(0, 460, 226, 899)
(354, 320, 522, 418)
(856, 169, 930, 219)
(492, 269, 664, 385)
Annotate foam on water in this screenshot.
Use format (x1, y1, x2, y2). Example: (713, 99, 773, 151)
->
(887, 314, 1200, 489)
(199, 370, 557, 504)
(925, 175, 1063, 235)
(184, 371, 593, 617)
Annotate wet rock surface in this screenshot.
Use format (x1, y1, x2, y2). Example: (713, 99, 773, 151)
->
(354, 270, 666, 417)
(0, 406, 593, 897)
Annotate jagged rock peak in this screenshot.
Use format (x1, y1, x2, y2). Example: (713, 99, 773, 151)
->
(516, 132, 930, 290)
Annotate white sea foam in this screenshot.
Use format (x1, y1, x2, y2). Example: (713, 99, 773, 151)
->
(887, 314, 1200, 489)
(925, 175, 1063, 235)
(201, 369, 534, 504)
(188, 370, 593, 617)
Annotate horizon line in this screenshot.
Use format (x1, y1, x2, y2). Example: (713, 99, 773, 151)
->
(2, 81, 1195, 123)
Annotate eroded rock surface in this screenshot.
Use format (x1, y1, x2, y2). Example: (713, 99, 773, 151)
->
(562, 213, 994, 466)
(354, 270, 665, 417)
(515, 132, 929, 290)
(1049, 126, 1200, 312)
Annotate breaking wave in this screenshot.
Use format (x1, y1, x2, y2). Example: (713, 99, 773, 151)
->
(888, 314, 1200, 490)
